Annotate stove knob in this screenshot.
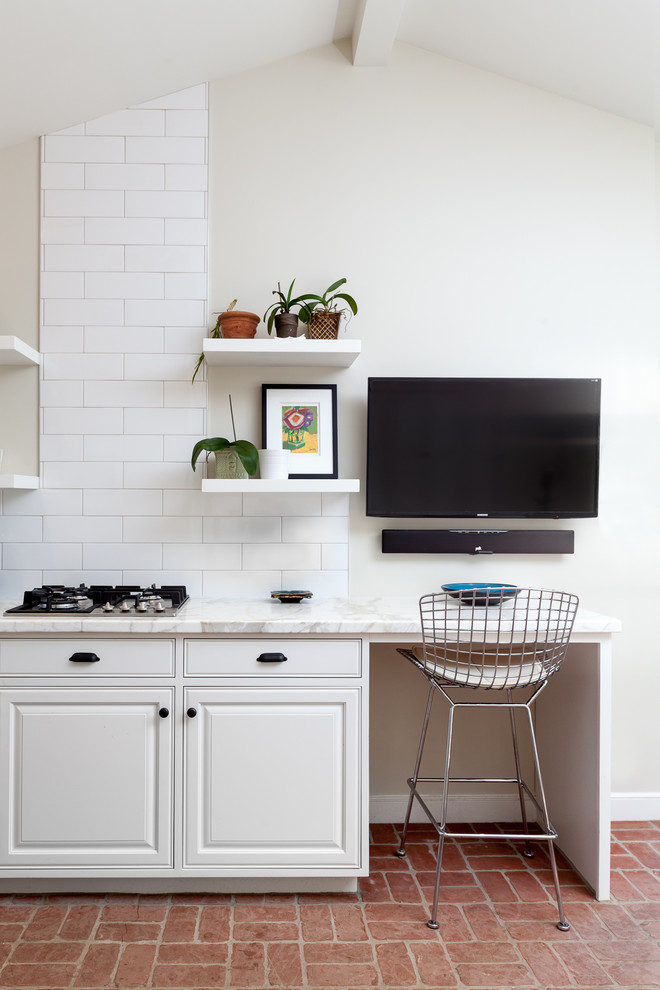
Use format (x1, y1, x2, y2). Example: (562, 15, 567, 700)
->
(154, 601, 165, 612)
(120, 601, 131, 612)
(137, 601, 148, 612)
(102, 602, 114, 612)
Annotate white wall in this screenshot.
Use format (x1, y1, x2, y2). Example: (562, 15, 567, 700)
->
(208, 41, 659, 800)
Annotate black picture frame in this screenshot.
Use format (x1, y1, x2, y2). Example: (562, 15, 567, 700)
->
(261, 383, 338, 479)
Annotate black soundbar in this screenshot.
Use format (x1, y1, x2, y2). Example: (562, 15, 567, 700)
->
(381, 529, 575, 555)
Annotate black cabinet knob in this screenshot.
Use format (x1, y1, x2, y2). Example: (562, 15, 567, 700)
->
(69, 652, 100, 663)
(187, 707, 197, 718)
(158, 707, 169, 718)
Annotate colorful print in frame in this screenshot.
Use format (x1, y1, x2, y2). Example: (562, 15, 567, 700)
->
(262, 384, 338, 479)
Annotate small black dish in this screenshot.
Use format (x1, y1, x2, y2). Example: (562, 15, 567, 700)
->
(271, 590, 313, 604)
(442, 583, 518, 607)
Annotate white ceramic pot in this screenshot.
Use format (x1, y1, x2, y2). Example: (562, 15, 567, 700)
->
(258, 449, 289, 480)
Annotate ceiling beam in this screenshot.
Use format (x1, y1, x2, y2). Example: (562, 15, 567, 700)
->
(351, 0, 407, 66)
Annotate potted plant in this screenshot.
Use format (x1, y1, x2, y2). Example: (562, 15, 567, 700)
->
(263, 280, 317, 337)
(191, 396, 259, 480)
(192, 300, 260, 383)
(299, 278, 358, 339)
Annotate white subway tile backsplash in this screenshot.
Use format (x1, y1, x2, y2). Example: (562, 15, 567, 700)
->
(83, 489, 163, 516)
(165, 273, 207, 299)
(83, 380, 164, 407)
(124, 299, 205, 326)
(2, 489, 83, 516)
(3, 543, 83, 570)
(202, 570, 280, 600)
(43, 516, 122, 543)
(125, 190, 205, 219)
(82, 543, 162, 570)
(203, 517, 281, 544)
(83, 435, 164, 462)
(162, 490, 242, 517)
(164, 218, 207, 245)
(85, 164, 165, 190)
(40, 327, 85, 353)
(163, 543, 241, 570)
(41, 381, 84, 407)
(85, 109, 165, 136)
(85, 218, 164, 244)
(40, 272, 85, 298)
(44, 135, 125, 163)
(40, 435, 84, 461)
(41, 218, 85, 244)
(0, 516, 43, 543)
(45, 244, 124, 271)
(140, 570, 203, 596)
(124, 407, 204, 435)
(322, 493, 351, 516)
(124, 353, 200, 382)
(242, 543, 321, 570)
(41, 163, 85, 189)
(163, 381, 206, 407)
(43, 353, 124, 380)
(84, 326, 164, 353)
(243, 493, 322, 516)
(44, 408, 124, 435)
(85, 272, 164, 299)
(165, 164, 208, 190)
(123, 463, 199, 489)
(125, 245, 205, 273)
(124, 516, 202, 543)
(165, 110, 208, 137)
(137, 85, 207, 111)
(163, 328, 207, 354)
(45, 190, 124, 217)
(43, 569, 122, 586)
(164, 436, 198, 462)
(321, 544, 349, 570)
(282, 516, 349, 543)
(0, 570, 44, 601)
(282, 570, 349, 598)
(42, 461, 123, 489)
(126, 137, 206, 164)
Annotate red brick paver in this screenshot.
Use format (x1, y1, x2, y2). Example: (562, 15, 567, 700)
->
(0, 820, 659, 988)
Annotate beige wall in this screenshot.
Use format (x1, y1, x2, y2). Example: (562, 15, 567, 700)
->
(0, 138, 39, 476)
(208, 41, 660, 800)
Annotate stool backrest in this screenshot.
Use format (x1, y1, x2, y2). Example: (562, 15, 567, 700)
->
(419, 587, 579, 689)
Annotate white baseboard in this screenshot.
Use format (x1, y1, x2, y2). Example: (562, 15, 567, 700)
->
(371, 792, 660, 824)
(611, 792, 660, 821)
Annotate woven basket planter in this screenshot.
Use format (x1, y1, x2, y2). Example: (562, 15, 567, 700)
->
(307, 310, 341, 340)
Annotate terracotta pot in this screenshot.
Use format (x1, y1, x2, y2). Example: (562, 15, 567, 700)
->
(217, 311, 260, 338)
(274, 313, 299, 338)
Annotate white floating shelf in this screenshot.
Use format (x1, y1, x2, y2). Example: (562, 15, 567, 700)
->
(0, 335, 40, 366)
(0, 474, 40, 489)
(202, 338, 361, 368)
(202, 478, 360, 494)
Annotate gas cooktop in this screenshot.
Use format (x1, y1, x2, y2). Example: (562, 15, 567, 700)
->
(4, 584, 189, 617)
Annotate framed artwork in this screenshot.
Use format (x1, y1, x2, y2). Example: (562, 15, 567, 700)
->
(261, 384, 338, 479)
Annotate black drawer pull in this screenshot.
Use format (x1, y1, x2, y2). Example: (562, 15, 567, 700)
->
(69, 652, 100, 663)
(158, 708, 169, 718)
(256, 652, 288, 663)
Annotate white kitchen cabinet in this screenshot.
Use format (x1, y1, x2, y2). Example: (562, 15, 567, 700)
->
(0, 687, 173, 868)
(184, 685, 361, 871)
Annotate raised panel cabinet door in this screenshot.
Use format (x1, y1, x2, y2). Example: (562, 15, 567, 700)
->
(0, 688, 173, 867)
(184, 686, 361, 870)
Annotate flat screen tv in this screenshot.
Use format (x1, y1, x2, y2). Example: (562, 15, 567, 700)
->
(366, 377, 601, 518)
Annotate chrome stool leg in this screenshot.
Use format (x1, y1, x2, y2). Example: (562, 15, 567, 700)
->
(427, 698, 456, 930)
(396, 683, 435, 858)
(508, 690, 533, 858)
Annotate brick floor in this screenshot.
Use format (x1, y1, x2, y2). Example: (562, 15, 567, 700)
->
(0, 821, 659, 988)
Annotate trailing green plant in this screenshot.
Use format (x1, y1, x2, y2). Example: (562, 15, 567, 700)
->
(191, 395, 259, 476)
(263, 279, 317, 335)
(298, 278, 358, 323)
(192, 299, 237, 383)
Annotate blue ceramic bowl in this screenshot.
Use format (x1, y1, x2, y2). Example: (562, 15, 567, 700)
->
(441, 583, 518, 607)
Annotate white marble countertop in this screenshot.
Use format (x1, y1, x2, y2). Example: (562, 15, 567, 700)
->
(0, 597, 622, 636)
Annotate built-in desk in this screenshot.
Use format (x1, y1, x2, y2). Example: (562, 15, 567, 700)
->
(0, 597, 619, 898)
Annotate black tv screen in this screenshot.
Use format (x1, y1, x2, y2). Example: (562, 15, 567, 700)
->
(366, 378, 601, 518)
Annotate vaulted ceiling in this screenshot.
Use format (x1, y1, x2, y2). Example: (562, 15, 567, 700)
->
(0, 0, 658, 150)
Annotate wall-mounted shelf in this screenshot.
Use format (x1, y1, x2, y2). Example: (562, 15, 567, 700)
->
(0, 335, 41, 366)
(202, 478, 360, 494)
(202, 338, 361, 368)
(0, 474, 40, 490)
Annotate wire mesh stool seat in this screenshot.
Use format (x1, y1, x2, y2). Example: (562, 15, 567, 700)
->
(395, 587, 579, 931)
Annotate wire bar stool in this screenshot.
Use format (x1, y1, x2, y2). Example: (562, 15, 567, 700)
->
(395, 587, 579, 931)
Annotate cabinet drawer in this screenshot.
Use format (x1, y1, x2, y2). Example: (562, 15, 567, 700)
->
(184, 639, 361, 677)
(0, 639, 174, 676)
